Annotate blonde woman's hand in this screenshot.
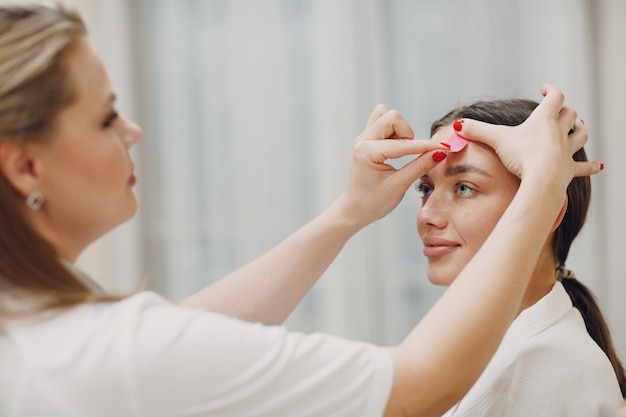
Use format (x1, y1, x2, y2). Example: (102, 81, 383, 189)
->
(454, 85, 602, 191)
(338, 104, 448, 227)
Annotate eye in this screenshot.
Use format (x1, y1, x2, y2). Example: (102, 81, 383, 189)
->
(102, 111, 119, 128)
(415, 181, 433, 198)
(456, 182, 477, 197)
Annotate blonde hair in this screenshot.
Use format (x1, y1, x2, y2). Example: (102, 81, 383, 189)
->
(0, 3, 122, 322)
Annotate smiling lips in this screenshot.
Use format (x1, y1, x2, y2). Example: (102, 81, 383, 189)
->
(422, 236, 460, 257)
(128, 162, 136, 186)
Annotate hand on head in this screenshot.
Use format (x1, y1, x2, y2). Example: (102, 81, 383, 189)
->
(453, 85, 602, 189)
(338, 104, 448, 227)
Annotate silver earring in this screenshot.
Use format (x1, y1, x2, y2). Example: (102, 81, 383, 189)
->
(26, 190, 45, 211)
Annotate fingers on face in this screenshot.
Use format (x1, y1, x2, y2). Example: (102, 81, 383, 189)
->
(355, 138, 445, 164)
(450, 118, 502, 150)
(393, 151, 443, 187)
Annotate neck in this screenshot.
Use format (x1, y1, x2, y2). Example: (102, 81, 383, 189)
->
(516, 246, 557, 317)
(26, 210, 86, 263)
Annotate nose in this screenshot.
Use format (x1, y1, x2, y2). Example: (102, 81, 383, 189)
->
(417, 192, 448, 230)
(119, 116, 143, 148)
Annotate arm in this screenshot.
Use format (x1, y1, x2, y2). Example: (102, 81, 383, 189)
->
(180, 107, 448, 324)
(383, 86, 603, 417)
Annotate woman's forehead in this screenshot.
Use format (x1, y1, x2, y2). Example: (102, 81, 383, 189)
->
(429, 128, 510, 178)
(63, 39, 111, 103)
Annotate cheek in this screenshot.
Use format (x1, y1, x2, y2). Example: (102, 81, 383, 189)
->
(78, 144, 127, 180)
(461, 201, 511, 251)
(465, 220, 496, 251)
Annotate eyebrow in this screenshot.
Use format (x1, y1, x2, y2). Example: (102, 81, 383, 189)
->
(445, 164, 492, 178)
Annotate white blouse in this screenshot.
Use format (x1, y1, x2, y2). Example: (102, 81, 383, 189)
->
(0, 291, 393, 416)
(442, 281, 623, 417)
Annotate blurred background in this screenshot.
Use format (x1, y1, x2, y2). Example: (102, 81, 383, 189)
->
(41, 0, 625, 355)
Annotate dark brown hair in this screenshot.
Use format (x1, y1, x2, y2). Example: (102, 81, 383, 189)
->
(0, 4, 122, 322)
(432, 99, 626, 397)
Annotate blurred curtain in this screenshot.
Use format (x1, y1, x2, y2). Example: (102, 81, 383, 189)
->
(79, 0, 625, 351)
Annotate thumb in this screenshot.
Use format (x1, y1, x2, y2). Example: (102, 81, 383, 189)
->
(454, 118, 508, 150)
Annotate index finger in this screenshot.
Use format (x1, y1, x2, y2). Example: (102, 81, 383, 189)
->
(358, 109, 414, 141)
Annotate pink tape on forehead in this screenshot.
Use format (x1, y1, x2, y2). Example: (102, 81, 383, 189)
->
(446, 132, 469, 152)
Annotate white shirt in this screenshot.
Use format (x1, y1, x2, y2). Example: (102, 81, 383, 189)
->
(442, 281, 623, 417)
(0, 291, 393, 417)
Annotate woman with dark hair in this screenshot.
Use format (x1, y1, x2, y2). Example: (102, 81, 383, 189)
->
(0, 4, 603, 417)
(418, 99, 624, 416)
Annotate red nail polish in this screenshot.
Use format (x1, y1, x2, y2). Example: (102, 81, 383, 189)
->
(440, 142, 451, 149)
(453, 120, 464, 132)
(600, 163, 605, 171)
(432, 151, 447, 163)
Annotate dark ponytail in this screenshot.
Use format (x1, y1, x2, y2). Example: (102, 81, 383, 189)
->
(432, 99, 626, 397)
(553, 146, 626, 398)
(558, 275, 626, 397)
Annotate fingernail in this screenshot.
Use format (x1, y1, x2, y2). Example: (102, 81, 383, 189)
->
(453, 120, 464, 132)
(600, 163, 605, 171)
(432, 151, 447, 163)
(440, 142, 451, 149)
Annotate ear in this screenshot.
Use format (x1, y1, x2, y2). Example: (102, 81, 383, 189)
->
(0, 140, 42, 198)
(551, 194, 568, 233)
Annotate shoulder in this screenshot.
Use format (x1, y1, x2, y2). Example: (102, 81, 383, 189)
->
(508, 281, 616, 378)
(449, 286, 622, 416)
(499, 307, 622, 415)
(126, 303, 393, 416)
(124, 296, 394, 417)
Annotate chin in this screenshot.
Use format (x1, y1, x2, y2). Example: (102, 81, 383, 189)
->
(123, 200, 139, 222)
(426, 266, 456, 287)
(113, 198, 139, 227)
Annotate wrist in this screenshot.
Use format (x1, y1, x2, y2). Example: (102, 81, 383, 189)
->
(328, 194, 371, 234)
(517, 174, 566, 214)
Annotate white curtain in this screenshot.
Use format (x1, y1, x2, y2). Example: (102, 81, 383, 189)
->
(74, 0, 625, 352)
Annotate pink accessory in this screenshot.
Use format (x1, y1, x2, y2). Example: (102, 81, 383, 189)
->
(446, 132, 469, 152)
